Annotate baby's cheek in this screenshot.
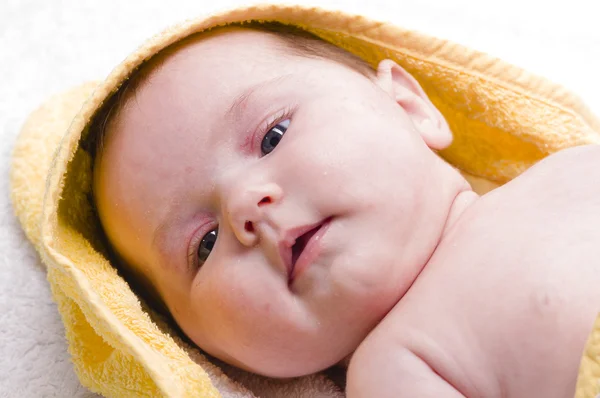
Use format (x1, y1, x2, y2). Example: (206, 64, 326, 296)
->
(204, 278, 295, 355)
(330, 244, 401, 316)
(206, 269, 277, 322)
(186, 274, 252, 347)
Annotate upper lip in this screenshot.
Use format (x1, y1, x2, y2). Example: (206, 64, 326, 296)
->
(278, 220, 325, 281)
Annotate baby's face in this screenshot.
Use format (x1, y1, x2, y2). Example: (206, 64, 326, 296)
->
(94, 28, 452, 377)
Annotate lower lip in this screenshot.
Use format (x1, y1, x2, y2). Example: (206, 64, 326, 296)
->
(290, 218, 331, 284)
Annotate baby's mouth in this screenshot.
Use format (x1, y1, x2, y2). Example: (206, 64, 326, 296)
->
(281, 217, 333, 284)
(291, 225, 321, 269)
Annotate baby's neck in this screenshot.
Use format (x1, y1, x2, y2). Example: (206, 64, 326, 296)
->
(409, 169, 479, 283)
(441, 182, 479, 238)
(335, 172, 478, 374)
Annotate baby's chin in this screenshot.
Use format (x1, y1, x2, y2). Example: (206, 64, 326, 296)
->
(210, 336, 355, 379)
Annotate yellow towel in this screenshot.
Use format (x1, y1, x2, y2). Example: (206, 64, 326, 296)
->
(9, 2, 600, 397)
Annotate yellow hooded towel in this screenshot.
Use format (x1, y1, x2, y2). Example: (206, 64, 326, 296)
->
(9, 3, 600, 397)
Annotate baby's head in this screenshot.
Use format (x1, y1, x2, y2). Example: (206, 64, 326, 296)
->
(90, 23, 457, 377)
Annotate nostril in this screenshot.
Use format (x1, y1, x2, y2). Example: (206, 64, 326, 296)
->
(258, 196, 271, 206)
(244, 221, 254, 232)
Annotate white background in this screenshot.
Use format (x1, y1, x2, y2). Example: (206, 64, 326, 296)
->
(1, 0, 599, 396)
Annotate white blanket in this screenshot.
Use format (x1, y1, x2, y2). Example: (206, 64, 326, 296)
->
(1, 0, 599, 396)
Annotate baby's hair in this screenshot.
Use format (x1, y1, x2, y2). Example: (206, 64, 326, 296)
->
(86, 21, 374, 319)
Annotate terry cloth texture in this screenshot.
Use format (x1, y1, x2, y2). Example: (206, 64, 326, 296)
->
(8, 2, 600, 397)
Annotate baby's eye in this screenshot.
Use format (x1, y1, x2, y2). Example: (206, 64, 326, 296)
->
(197, 228, 218, 263)
(261, 119, 290, 156)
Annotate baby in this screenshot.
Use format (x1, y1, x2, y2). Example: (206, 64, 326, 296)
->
(89, 22, 600, 397)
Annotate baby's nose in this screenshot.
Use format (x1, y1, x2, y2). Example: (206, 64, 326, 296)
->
(225, 182, 283, 247)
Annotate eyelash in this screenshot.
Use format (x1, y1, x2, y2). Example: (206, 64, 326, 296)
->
(253, 106, 294, 156)
(187, 221, 217, 270)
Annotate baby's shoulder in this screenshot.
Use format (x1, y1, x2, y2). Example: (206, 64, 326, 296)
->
(463, 144, 600, 221)
(347, 301, 495, 397)
(504, 144, 600, 195)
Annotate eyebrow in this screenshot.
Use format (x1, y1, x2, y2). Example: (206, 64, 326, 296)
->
(224, 74, 293, 122)
(152, 213, 172, 255)
(152, 210, 211, 273)
(151, 207, 184, 270)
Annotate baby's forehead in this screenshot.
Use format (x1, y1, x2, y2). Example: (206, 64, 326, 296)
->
(105, 28, 310, 159)
(107, 28, 295, 133)
(136, 28, 294, 85)
(131, 24, 373, 102)
(102, 24, 372, 155)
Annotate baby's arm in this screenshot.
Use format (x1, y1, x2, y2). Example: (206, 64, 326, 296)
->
(347, 346, 465, 398)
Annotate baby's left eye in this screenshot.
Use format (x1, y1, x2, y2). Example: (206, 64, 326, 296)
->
(261, 119, 290, 156)
(197, 228, 218, 264)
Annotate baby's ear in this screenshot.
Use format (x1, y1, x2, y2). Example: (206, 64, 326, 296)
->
(375, 59, 452, 150)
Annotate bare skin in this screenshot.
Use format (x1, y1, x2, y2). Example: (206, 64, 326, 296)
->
(348, 145, 600, 397)
(93, 28, 600, 397)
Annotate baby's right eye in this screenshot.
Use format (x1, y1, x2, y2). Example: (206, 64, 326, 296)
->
(197, 228, 218, 263)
